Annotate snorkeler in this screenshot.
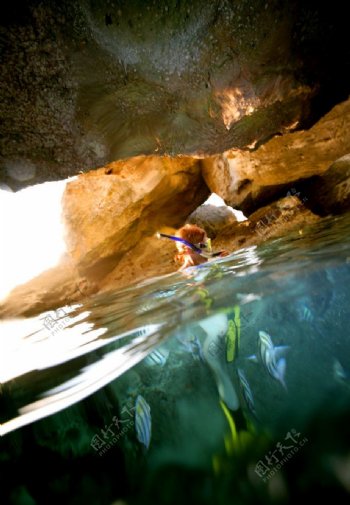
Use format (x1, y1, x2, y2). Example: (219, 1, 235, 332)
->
(174, 224, 209, 270)
(157, 223, 229, 270)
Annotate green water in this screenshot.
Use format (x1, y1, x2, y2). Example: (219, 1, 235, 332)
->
(1, 212, 350, 504)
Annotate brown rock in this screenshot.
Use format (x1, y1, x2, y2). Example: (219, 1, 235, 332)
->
(0, 155, 209, 317)
(300, 154, 350, 216)
(186, 202, 237, 239)
(202, 98, 350, 215)
(63, 155, 209, 280)
(212, 196, 319, 252)
(0, 256, 96, 318)
(99, 237, 176, 293)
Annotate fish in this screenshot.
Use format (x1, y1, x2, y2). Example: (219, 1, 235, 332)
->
(135, 301, 157, 314)
(194, 334, 206, 361)
(333, 359, 350, 383)
(177, 325, 206, 362)
(188, 334, 205, 361)
(297, 303, 314, 322)
(135, 395, 152, 450)
(144, 347, 169, 367)
(236, 368, 257, 418)
(258, 331, 289, 390)
(248, 331, 289, 390)
(226, 305, 240, 363)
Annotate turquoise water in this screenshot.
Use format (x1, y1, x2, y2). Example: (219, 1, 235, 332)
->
(1, 212, 350, 504)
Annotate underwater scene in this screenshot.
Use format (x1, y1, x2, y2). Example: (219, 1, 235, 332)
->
(1, 211, 350, 505)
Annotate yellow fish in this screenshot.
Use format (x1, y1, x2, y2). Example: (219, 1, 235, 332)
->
(226, 305, 240, 362)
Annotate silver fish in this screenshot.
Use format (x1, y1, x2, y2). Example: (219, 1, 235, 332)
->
(297, 304, 314, 322)
(237, 368, 257, 418)
(177, 330, 205, 362)
(187, 334, 205, 362)
(333, 359, 350, 383)
(258, 331, 289, 390)
(144, 348, 169, 367)
(135, 395, 152, 449)
(132, 324, 163, 338)
(135, 302, 157, 315)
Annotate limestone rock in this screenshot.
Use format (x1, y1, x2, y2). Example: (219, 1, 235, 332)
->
(0, 256, 96, 318)
(99, 237, 176, 294)
(0, 155, 208, 317)
(212, 195, 319, 253)
(202, 98, 350, 215)
(300, 154, 350, 216)
(186, 203, 237, 239)
(62, 155, 209, 280)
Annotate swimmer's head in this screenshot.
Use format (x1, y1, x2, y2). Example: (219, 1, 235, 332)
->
(175, 224, 208, 252)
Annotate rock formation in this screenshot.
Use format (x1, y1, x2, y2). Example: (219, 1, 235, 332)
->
(212, 195, 320, 254)
(0, 156, 208, 316)
(300, 154, 350, 216)
(201, 98, 350, 215)
(63, 154, 209, 279)
(1, 1, 350, 188)
(185, 197, 238, 239)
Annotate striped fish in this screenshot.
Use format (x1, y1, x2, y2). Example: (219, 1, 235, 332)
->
(297, 303, 314, 322)
(132, 324, 162, 338)
(177, 330, 205, 362)
(144, 348, 169, 367)
(258, 331, 289, 390)
(237, 368, 257, 418)
(135, 395, 152, 449)
(333, 359, 350, 383)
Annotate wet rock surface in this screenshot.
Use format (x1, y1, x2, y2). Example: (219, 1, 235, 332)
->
(186, 201, 238, 239)
(202, 98, 350, 215)
(62, 155, 209, 280)
(1, 0, 350, 188)
(212, 195, 320, 253)
(300, 154, 350, 216)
